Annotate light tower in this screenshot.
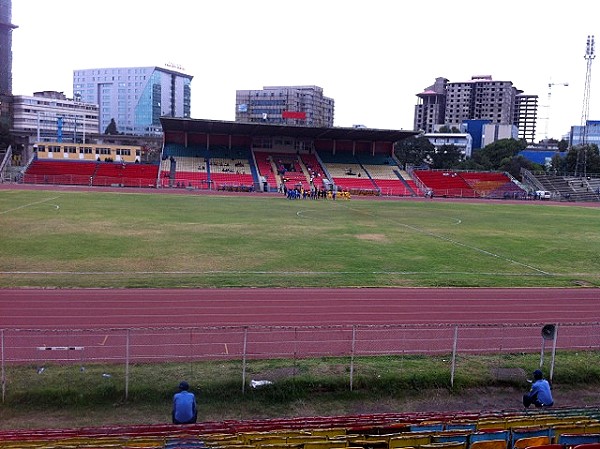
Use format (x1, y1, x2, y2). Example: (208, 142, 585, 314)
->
(576, 35, 595, 177)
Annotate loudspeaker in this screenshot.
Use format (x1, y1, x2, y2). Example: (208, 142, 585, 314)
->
(541, 324, 556, 340)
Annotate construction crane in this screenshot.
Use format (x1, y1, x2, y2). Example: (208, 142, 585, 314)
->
(544, 81, 569, 141)
(576, 35, 595, 177)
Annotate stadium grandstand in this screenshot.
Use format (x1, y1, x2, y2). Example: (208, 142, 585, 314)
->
(12, 117, 600, 202)
(1, 406, 600, 448)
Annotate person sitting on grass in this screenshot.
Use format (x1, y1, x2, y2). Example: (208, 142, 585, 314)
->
(523, 369, 554, 408)
(172, 381, 197, 424)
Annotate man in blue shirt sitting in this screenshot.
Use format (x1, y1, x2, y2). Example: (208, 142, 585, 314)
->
(523, 369, 554, 408)
(172, 381, 197, 424)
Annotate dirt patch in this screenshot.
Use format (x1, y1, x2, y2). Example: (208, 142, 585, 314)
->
(493, 367, 527, 382)
(356, 234, 388, 242)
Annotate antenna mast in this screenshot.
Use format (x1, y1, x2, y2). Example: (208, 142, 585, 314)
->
(576, 35, 595, 176)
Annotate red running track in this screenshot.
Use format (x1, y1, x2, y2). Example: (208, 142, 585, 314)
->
(1, 287, 599, 329)
(1, 288, 599, 362)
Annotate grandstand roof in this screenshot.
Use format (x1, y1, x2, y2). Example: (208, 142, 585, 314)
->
(160, 117, 418, 143)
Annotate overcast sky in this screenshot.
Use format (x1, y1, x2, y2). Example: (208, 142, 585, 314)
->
(10, 0, 599, 141)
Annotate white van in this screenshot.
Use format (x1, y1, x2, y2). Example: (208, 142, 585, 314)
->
(536, 190, 552, 200)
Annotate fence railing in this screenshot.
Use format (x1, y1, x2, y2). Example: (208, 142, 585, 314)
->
(2, 322, 599, 401)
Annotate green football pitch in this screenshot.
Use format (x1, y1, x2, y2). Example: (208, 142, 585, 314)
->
(1, 189, 598, 288)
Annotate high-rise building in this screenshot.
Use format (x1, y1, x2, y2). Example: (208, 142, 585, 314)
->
(0, 0, 17, 96)
(414, 77, 448, 133)
(235, 85, 334, 127)
(514, 93, 538, 143)
(73, 66, 192, 136)
(414, 75, 539, 143)
(570, 120, 600, 148)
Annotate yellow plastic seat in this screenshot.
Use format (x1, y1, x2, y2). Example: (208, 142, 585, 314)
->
(514, 436, 551, 449)
(389, 434, 432, 449)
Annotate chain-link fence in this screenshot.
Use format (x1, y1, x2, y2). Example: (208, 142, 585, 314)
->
(2, 322, 599, 401)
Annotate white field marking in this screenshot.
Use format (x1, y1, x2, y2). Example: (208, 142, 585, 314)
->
(296, 209, 316, 218)
(224, 343, 229, 355)
(99, 335, 109, 346)
(336, 203, 552, 276)
(0, 196, 61, 215)
(37, 346, 84, 351)
(0, 270, 581, 277)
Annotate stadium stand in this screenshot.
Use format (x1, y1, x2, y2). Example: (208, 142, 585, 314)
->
(253, 151, 279, 190)
(16, 139, 597, 203)
(22, 159, 159, 188)
(299, 152, 328, 189)
(2, 407, 600, 449)
(23, 160, 97, 186)
(412, 170, 477, 198)
(159, 144, 256, 191)
(252, 151, 318, 191)
(459, 172, 525, 199)
(94, 162, 159, 188)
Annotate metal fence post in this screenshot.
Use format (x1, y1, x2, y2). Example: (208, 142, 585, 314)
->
(241, 327, 248, 394)
(350, 326, 356, 392)
(450, 325, 459, 388)
(125, 329, 130, 401)
(1, 329, 5, 403)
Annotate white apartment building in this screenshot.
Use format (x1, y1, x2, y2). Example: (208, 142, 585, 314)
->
(11, 91, 98, 143)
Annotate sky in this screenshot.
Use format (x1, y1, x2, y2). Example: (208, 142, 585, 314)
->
(10, 0, 600, 142)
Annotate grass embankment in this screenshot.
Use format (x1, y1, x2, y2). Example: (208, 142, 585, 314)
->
(2, 352, 600, 430)
(1, 189, 599, 288)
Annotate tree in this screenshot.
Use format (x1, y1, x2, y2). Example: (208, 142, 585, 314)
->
(437, 125, 461, 133)
(550, 153, 567, 174)
(564, 144, 600, 175)
(104, 118, 119, 135)
(0, 122, 11, 150)
(394, 136, 434, 168)
(471, 139, 527, 170)
(558, 139, 569, 152)
(499, 155, 543, 179)
(429, 144, 463, 169)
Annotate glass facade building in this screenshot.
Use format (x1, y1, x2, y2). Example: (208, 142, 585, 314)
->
(73, 66, 192, 136)
(570, 120, 600, 148)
